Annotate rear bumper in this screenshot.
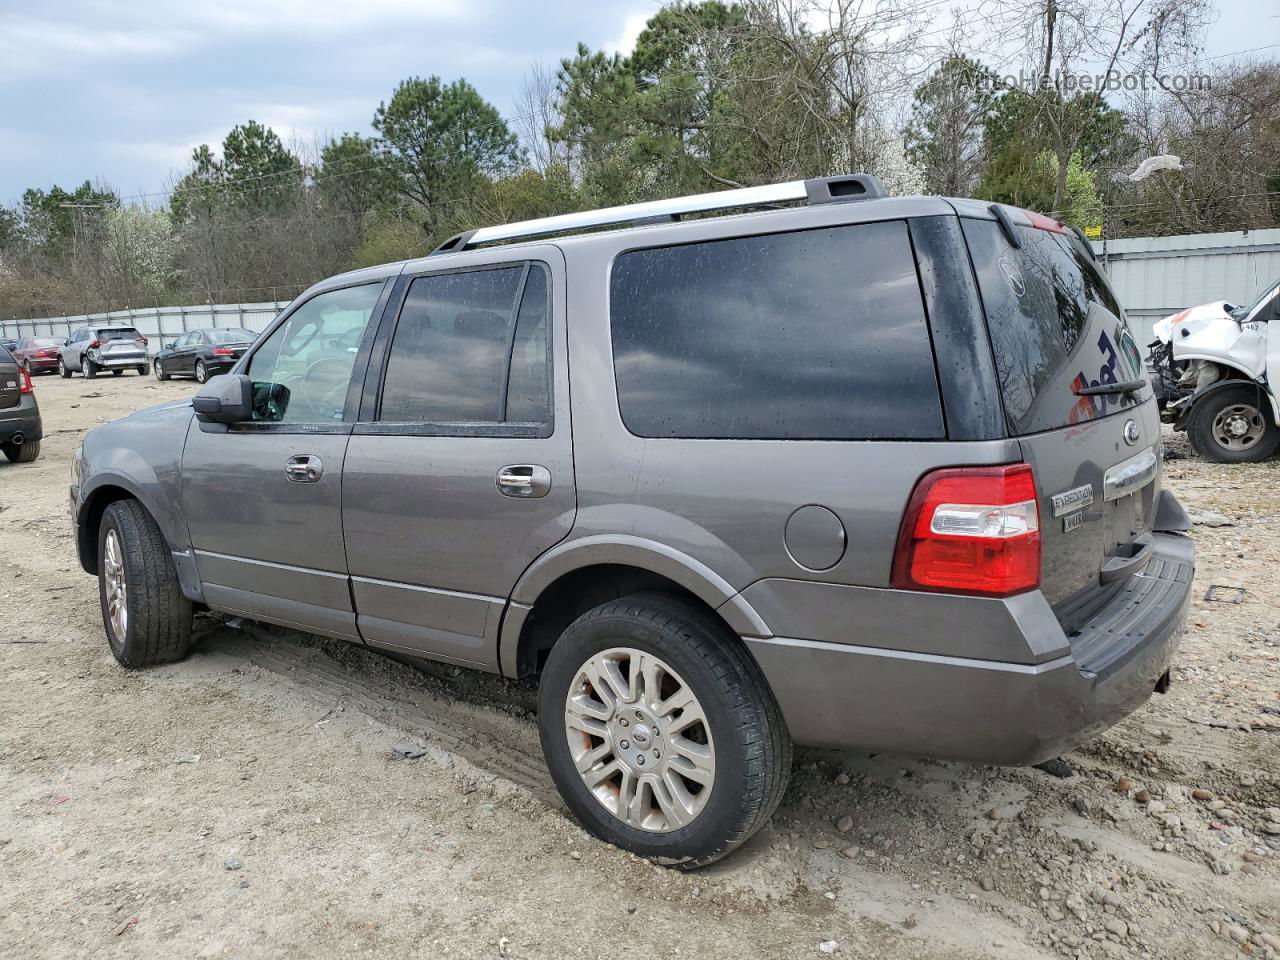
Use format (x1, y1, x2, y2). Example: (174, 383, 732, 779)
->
(743, 531, 1193, 765)
(27, 357, 59, 371)
(0, 396, 43, 445)
(94, 355, 147, 368)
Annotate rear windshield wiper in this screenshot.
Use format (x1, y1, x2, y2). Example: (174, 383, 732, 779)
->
(1073, 379, 1147, 397)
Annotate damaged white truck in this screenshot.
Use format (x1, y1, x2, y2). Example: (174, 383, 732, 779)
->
(1148, 278, 1280, 462)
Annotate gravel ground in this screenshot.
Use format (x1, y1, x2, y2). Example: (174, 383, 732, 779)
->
(1, 373, 1278, 960)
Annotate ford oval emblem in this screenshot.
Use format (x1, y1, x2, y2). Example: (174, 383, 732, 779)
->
(1123, 419, 1140, 445)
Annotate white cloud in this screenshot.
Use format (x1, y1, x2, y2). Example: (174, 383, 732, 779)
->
(604, 10, 650, 55)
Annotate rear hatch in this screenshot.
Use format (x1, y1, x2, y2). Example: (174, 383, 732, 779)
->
(0, 348, 19, 409)
(961, 212, 1158, 624)
(97, 327, 146, 360)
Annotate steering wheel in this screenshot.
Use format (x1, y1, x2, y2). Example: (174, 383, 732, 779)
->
(281, 319, 321, 358)
(295, 356, 352, 420)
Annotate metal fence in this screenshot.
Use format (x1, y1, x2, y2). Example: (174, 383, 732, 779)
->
(0, 301, 290, 355)
(5, 227, 1280, 356)
(1096, 228, 1280, 346)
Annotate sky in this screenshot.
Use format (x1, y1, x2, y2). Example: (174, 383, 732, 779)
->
(0, 0, 1275, 207)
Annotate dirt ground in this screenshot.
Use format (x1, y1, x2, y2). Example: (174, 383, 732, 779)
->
(2, 372, 1278, 960)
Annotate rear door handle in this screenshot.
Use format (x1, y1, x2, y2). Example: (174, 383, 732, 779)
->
(496, 464, 551, 498)
(285, 455, 323, 483)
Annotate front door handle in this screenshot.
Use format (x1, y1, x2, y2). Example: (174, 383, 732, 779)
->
(285, 455, 323, 483)
(496, 464, 551, 498)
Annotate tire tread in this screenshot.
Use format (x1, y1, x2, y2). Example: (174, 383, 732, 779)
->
(102, 500, 192, 668)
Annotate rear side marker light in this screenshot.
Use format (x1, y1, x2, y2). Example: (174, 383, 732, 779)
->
(892, 464, 1041, 597)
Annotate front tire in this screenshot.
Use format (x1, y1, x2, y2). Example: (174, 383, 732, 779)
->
(59, 358, 71, 378)
(538, 593, 791, 869)
(155, 360, 169, 381)
(2, 440, 39, 463)
(1188, 385, 1280, 463)
(98, 500, 193, 669)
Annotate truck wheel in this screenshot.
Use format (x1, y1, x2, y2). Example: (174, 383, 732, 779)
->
(1188, 385, 1280, 463)
(2, 440, 39, 463)
(538, 593, 791, 869)
(99, 499, 192, 669)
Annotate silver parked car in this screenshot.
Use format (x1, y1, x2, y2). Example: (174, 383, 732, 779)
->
(59, 324, 150, 378)
(70, 176, 1194, 867)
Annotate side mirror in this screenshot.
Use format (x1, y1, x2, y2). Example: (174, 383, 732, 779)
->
(192, 374, 254, 424)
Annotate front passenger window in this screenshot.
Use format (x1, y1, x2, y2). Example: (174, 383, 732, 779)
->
(246, 283, 382, 423)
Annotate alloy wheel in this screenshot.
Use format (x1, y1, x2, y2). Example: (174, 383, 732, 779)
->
(103, 528, 128, 642)
(564, 647, 715, 833)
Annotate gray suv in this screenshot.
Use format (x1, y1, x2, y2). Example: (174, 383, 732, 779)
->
(70, 176, 1194, 867)
(59, 324, 150, 377)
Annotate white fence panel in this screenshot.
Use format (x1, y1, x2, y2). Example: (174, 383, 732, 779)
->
(1, 301, 290, 354)
(1096, 228, 1280, 346)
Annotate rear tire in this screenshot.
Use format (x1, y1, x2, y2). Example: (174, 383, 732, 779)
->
(138, 363, 150, 376)
(538, 593, 791, 869)
(195, 360, 208, 383)
(112, 369, 123, 376)
(1188, 385, 1280, 463)
(98, 500, 192, 669)
(83, 355, 97, 379)
(2, 440, 39, 463)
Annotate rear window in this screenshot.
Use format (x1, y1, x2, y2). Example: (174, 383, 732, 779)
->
(962, 218, 1143, 435)
(96, 328, 141, 341)
(610, 221, 944, 440)
(208, 328, 255, 344)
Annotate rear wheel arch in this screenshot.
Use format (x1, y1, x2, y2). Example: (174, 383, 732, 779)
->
(501, 550, 769, 679)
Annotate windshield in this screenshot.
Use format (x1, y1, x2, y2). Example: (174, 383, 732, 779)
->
(1234, 280, 1280, 321)
(207, 328, 255, 344)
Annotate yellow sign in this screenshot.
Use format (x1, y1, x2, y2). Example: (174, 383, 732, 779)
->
(1083, 225, 1102, 239)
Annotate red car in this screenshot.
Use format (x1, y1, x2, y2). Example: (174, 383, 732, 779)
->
(12, 337, 63, 375)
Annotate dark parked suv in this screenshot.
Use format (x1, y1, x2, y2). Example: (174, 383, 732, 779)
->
(70, 176, 1193, 867)
(1, 344, 42, 462)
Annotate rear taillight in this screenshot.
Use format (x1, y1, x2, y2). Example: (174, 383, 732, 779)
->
(891, 464, 1041, 597)
(211, 347, 235, 357)
(88, 339, 101, 348)
(19, 366, 33, 394)
(135, 336, 148, 346)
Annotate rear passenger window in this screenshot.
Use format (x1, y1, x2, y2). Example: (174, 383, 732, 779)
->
(610, 221, 944, 440)
(379, 264, 551, 426)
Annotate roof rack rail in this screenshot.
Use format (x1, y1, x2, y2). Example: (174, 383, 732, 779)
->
(430, 174, 887, 255)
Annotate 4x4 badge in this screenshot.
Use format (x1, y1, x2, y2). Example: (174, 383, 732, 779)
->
(1050, 483, 1094, 517)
